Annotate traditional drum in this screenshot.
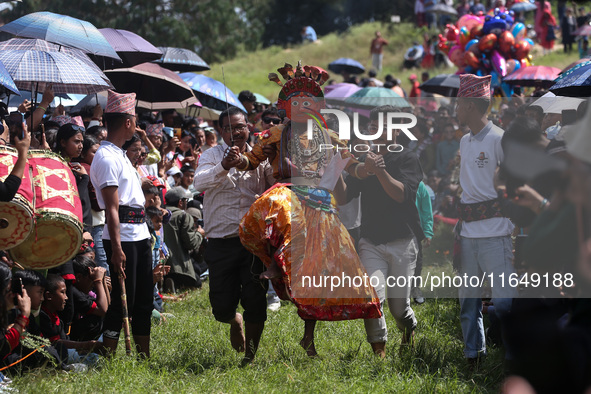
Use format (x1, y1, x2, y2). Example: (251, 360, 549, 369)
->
(0, 145, 34, 250)
(9, 150, 83, 269)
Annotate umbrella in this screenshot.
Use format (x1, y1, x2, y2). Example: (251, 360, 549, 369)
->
(529, 92, 585, 114)
(573, 24, 591, 36)
(0, 11, 120, 61)
(105, 63, 198, 110)
(91, 28, 162, 69)
(180, 72, 246, 112)
(0, 38, 110, 83)
(561, 57, 590, 74)
(70, 91, 108, 113)
(0, 49, 113, 95)
(325, 82, 362, 99)
(550, 61, 591, 97)
(511, 1, 537, 12)
(503, 66, 561, 88)
(345, 87, 409, 109)
(328, 58, 365, 75)
(177, 103, 221, 121)
(0, 59, 19, 96)
(253, 92, 271, 105)
(419, 74, 460, 97)
(425, 4, 458, 15)
(153, 47, 210, 72)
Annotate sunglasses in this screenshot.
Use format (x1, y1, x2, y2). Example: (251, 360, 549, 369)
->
(262, 117, 282, 125)
(140, 152, 148, 157)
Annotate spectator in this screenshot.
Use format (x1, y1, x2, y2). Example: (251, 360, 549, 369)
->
(370, 31, 388, 72)
(562, 7, 577, 54)
(300, 26, 317, 42)
(436, 123, 460, 176)
(162, 187, 205, 292)
(0, 117, 30, 202)
(409, 74, 421, 98)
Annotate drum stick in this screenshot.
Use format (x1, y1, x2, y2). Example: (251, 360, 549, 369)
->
(119, 274, 132, 355)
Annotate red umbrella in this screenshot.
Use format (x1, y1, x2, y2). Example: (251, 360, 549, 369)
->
(504, 65, 561, 88)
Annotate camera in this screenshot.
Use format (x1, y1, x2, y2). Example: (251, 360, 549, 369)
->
(11, 277, 22, 305)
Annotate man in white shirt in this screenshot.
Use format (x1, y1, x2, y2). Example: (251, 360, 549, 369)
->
(456, 74, 517, 366)
(90, 91, 153, 358)
(194, 106, 273, 365)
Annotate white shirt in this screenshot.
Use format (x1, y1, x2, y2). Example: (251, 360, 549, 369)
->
(90, 141, 150, 242)
(459, 121, 514, 238)
(194, 142, 274, 238)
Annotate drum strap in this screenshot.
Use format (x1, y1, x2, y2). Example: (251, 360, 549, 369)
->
(119, 206, 146, 224)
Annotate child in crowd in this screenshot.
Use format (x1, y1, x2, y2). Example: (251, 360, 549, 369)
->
(70, 255, 108, 341)
(40, 275, 102, 367)
(146, 206, 170, 314)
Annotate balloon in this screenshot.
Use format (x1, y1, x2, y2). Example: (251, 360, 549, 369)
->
(458, 14, 484, 31)
(437, 34, 452, 54)
(520, 58, 530, 68)
(512, 23, 526, 40)
(527, 54, 534, 65)
(513, 40, 531, 60)
(445, 24, 459, 43)
(465, 39, 479, 52)
(524, 38, 535, 47)
(498, 31, 515, 55)
(491, 50, 507, 77)
(476, 69, 484, 76)
(449, 45, 466, 68)
(501, 82, 514, 97)
(458, 26, 471, 47)
(490, 71, 500, 88)
(470, 24, 484, 39)
(464, 51, 481, 68)
(479, 33, 497, 52)
(464, 66, 474, 74)
(506, 59, 518, 74)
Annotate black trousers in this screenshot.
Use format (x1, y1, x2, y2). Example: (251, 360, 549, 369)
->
(205, 237, 268, 324)
(103, 238, 153, 338)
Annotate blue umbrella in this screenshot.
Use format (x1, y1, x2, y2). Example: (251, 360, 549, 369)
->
(0, 60, 19, 96)
(180, 73, 246, 112)
(154, 47, 210, 72)
(0, 49, 113, 95)
(549, 60, 591, 97)
(328, 58, 365, 75)
(0, 11, 120, 61)
(511, 1, 537, 12)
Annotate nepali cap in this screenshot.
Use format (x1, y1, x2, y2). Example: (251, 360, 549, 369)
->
(458, 74, 491, 98)
(71, 116, 85, 129)
(50, 115, 72, 127)
(146, 123, 164, 137)
(269, 61, 329, 119)
(105, 90, 136, 115)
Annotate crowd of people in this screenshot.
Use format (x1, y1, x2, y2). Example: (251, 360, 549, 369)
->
(0, 25, 588, 394)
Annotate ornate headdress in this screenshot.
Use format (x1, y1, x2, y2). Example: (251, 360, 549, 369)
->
(269, 61, 329, 119)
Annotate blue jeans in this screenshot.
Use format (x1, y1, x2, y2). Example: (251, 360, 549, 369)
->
(458, 236, 516, 359)
(91, 225, 109, 276)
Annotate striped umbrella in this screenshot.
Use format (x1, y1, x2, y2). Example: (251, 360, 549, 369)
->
(0, 11, 120, 61)
(503, 66, 561, 88)
(0, 49, 113, 95)
(154, 47, 210, 72)
(0, 38, 110, 83)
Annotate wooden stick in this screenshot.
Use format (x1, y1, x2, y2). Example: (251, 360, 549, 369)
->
(119, 274, 132, 355)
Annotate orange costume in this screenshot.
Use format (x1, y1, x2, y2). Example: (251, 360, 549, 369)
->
(238, 63, 381, 321)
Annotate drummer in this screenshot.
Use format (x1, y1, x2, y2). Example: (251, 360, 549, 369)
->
(0, 117, 30, 202)
(89, 91, 153, 358)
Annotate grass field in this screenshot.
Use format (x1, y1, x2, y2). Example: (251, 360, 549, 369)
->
(10, 226, 509, 393)
(203, 21, 581, 103)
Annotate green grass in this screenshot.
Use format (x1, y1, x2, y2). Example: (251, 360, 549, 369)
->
(203, 20, 581, 102)
(10, 226, 507, 393)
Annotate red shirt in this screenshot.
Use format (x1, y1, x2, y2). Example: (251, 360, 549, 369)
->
(370, 37, 388, 54)
(410, 81, 421, 98)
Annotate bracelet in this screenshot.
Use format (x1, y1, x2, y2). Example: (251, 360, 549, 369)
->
(540, 198, 549, 210)
(37, 106, 47, 113)
(16, 315, 29, 327)
(235, 155, 250, 171)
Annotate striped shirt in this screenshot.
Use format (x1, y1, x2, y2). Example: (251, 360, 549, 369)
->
(194, 142, 273, 239)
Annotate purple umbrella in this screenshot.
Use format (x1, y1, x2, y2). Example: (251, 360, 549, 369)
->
(325, 82, 362, 98)
(91, 28, 162, 69)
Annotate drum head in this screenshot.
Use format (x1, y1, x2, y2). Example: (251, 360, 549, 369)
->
(9, 214, 82, 270)
(0, 200, 34, 250)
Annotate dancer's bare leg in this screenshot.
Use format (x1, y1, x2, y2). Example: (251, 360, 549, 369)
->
(299, 319, 318, 357)
(228, 312, 245, 352)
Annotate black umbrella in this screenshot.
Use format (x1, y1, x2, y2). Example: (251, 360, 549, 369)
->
(419, 74, 460, 97)
(425, 4, 458, 15)
(328, 58, 365, 75)
(153, 47, 210, 72)
(105, 62, 198, 110)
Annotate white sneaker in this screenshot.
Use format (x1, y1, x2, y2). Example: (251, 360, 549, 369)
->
(267, 301, 281, 311)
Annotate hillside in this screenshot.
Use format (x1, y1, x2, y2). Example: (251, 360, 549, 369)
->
(203, 21, 580, 101)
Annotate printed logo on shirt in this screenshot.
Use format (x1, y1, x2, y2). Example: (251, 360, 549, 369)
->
(475, 152, 489, 168)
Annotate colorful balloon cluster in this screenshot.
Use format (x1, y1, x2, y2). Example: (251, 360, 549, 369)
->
(438, 9, 534, 93)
